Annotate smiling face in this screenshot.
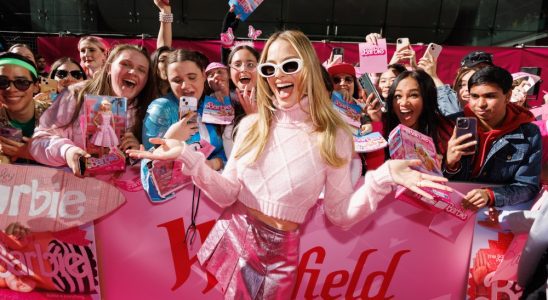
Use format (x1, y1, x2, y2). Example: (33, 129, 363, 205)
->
(469, 83, 509, 129)
(332, 72, 355, 97)
(206, 67, 229, 93)
(109, 49, 149, 101)
(229, 48, 258, 91)
(393, 77, 424, 130)
(457, 70, 475, 106)
(0, 65, 38, 120)
(379, 68, 398, 98)
(264, 39, 303, 109)
(167, 60, 206, 99)
(79, 40, 107, 74)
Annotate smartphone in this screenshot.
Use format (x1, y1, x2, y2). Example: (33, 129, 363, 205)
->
(358, 74, 386, 112)
(332, 47, 344, 62)
(78, 156, 87, 176)
(455, 117, 477, 153)
(39, 77, 58, 94)
(423, 43, 442, 60)
(179, 96, 198, 123)
(396, 38, 410, 51)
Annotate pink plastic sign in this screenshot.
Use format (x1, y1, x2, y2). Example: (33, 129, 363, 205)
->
(359, 39, 388, 73)
(0, 164, 125, 232)
(93, 168, 482, 299)
(0, 224, 100, 299)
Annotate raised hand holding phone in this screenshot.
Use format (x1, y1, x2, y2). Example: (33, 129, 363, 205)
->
(446, 117, 478, 170)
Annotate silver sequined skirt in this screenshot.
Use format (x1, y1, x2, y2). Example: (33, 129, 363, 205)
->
(197, 202, 300, 300)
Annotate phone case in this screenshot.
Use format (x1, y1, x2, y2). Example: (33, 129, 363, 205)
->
(358, 74, 386, 111)
(424, 43, 442, 60)
(179, 96, 198, 122)
(455, 117, 478, 152)
(40, 78, 58, 94)
(396, 38, 410, 50)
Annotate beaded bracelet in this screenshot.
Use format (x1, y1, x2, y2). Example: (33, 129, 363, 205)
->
(159, 12, 173, 23)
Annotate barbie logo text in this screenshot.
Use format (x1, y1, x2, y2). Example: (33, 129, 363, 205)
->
(0, 180, 86, 219)
(237, 0, 253, 13)
(361, 47, 386, 57)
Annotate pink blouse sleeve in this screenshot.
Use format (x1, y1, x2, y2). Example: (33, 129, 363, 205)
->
(177, 115, 257, 208)
(30, 88, 84, 166)
(323, 130, 394, 229)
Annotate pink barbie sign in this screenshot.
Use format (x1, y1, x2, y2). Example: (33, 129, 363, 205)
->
(92, 167, 487, 299)
(359, 39, 388, 73)
(0, 164, 125, 232)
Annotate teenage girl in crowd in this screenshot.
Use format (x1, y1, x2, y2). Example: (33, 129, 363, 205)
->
(142, 49, 226, 169)
(78, 36, 110, 78)
(0, 53, 50, 163)
(128, 30, 450, 299)
(30, 44, 155, 176)
(49, 57, 87, 93)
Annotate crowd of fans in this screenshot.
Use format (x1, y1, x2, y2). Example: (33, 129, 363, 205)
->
(0, 0, 547, 298)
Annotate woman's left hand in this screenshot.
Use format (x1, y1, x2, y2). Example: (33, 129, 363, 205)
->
(0, 137, 32, 161)
(236, 85, 257, 115)
(120, 132, 140, 152)
(126, 138, 184, 161)
(361, 91, 383, 122)
(388, 159, 452, 200)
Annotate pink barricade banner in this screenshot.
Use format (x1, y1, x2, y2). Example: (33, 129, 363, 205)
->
(0, 164, 125, 232)
(0, 224, 101, 299)
(37, 37, 548, 106)
(91, 166, 483, 299)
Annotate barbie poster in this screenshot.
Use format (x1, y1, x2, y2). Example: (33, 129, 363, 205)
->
(83, 95, 127, 175)
(0, 224, 101, 299)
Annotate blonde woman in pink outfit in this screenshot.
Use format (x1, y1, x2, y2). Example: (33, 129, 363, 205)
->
(128, 30, 451, 299)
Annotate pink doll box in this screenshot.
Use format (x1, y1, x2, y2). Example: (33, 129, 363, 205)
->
(388, 125, 464, 219)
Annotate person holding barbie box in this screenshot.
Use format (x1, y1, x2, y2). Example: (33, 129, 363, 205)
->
(30, 44, 155, 176)
(78, 36, 110, 78)
(128, 30, 450, 298)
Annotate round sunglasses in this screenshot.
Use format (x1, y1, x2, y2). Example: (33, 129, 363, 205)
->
(0, 77, 34, 91)
(54, 69, 85, 80)
(257, 58, 303, 77)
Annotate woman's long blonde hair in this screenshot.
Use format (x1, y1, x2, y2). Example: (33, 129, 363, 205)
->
(234, 30, 351, 168)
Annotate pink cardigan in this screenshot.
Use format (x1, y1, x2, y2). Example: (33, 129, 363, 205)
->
(177, 98, 396, 228)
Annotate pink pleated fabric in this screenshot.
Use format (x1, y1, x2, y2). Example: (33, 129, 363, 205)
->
(198, 202, 300, 299)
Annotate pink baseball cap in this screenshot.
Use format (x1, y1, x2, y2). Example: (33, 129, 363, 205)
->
(206, 62, 228, 74)
(327, 63, 356, 77)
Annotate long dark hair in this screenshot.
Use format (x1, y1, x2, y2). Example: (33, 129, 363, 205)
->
(49, 57, 87, 80)
(150, 46, 174, 97)
(66, 44, 156, 143)
(165, 49, 210, 104)
(384, 69, 441, 149)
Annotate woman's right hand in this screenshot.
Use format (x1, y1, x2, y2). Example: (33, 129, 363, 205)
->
(126, 138, 185, 161)
(445, 126, 477, 169)
(365, 33, 383, 45)
(65, 146, 90, 177)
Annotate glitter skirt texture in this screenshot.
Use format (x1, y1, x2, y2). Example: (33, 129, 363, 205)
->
(197, 202, 300, 299)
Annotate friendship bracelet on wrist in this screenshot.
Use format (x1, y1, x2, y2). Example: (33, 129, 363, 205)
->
(159, 12, 173, 23)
